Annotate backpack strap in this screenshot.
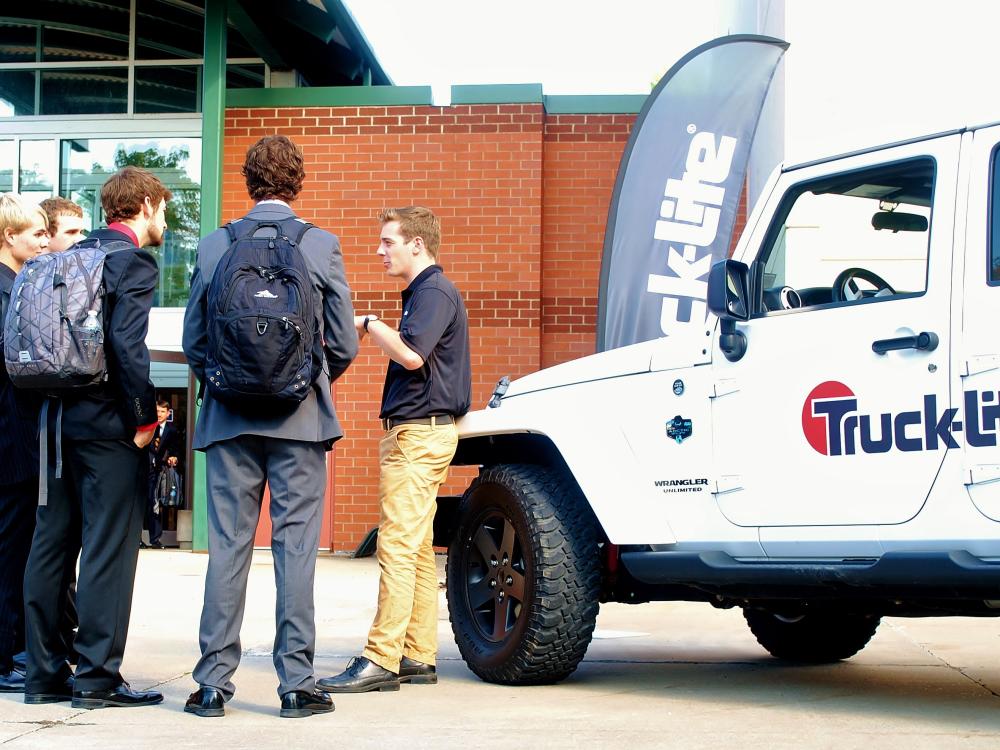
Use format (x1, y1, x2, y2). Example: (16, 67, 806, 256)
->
(285, 218, 314, 245)
(225, 218, 283, 242)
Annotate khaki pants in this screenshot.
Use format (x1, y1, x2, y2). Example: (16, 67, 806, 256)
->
(363, 422, 458, 673)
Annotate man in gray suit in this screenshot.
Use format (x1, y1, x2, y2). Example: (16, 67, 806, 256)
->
(181, 135, 357, 719)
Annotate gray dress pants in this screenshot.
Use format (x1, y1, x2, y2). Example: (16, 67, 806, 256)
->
(192, 435, 326, 699)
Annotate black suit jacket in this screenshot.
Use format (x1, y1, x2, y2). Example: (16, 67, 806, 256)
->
(149, 421, 183, 473)
(60, 228, 158, 441)
(0, 263, 41, 484)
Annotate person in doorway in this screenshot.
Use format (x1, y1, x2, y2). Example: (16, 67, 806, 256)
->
(143, 398, 182, 549)
(23, 167, 170, 709)
(182, 135, 357, 719)
(39, 197, 86, 252)
(0, 194, 48, 693)
(319, 206, 471, 693)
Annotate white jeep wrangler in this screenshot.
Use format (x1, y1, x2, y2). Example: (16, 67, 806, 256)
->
(439, 121, 1000, 684)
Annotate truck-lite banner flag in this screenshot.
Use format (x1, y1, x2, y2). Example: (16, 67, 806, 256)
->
(596, 35, 788, 351)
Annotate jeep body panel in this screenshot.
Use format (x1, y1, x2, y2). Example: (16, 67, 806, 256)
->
(455, 120, 1000, 567)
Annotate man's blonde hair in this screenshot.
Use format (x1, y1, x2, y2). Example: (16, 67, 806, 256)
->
(0, 193, 48, 240)
(378, 206, 441, 261)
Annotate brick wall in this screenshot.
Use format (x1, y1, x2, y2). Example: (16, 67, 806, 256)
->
(222, 103, 635, 551)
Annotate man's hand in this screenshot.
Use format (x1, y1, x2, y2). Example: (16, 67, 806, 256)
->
(355, 314, 379, 339)
(133, 429, 154, 449)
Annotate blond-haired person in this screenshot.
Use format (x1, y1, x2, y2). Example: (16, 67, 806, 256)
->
(1, 193, 48, 269)
(0, 194, 48, 693)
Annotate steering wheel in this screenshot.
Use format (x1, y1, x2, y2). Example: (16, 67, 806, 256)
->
(832, 267, 895, 302)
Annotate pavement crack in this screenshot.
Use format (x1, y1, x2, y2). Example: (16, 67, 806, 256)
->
(885, 620, 1000, 700)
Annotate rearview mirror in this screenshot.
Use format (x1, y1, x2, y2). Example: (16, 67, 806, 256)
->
(871, 211, 928, 233)
(707, 259, 750, 322)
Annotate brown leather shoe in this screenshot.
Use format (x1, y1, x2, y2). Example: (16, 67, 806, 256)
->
(398, 656, 437, 684)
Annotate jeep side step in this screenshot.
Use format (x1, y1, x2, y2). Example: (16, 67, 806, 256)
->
(620, 549, 1000, 599)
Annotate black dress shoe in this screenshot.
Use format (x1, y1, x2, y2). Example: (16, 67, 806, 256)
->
(150, 541, 164, 549)
(25, 678, 74, 704)
(72, 683, 163, 709)
(317, 656, 400, 693)
(398, 656, 438, 685)
(279, 689, 334, 719)
(184, 686, 225, 717)
(0, 668, 25, 693)
(139, 541, 149, 549)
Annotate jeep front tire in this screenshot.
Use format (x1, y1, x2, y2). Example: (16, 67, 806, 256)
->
(446, 464, 600, 684)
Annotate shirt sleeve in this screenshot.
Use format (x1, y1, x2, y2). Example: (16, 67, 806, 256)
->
(181, 248, 208, 381)
(107, 248, 158, 429)
(399, 287, 455, 362)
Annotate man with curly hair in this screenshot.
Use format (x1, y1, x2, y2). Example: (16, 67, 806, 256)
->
(182, 135, 357, 719)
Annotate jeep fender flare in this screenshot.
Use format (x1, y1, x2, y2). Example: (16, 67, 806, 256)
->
(452, 393, 677, 545)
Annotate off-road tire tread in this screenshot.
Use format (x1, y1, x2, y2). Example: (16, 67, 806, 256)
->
(448, 464, 600, 685)
(743, 608, 881, 663)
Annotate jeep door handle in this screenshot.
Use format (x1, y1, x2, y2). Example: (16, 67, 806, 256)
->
(872, 331, 939, 355)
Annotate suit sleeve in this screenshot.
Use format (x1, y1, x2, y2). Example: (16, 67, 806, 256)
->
(322, 234, 359, 382)
(182, 248, 208, 382)
(108, 248, 158, 430)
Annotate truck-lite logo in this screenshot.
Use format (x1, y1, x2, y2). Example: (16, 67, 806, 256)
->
(648, 127, 737, 337)
(802, 380, 1000, 456)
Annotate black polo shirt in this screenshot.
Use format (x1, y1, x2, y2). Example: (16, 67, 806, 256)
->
(380, 264, 472, 420)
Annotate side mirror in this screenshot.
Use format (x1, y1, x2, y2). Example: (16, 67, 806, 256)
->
(707, 259, 751, 321)
(707, 259, 750, 362)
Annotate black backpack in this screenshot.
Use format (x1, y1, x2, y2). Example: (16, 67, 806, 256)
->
(204, 217, 322, 407)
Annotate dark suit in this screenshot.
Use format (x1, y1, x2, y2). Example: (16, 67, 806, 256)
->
(24, 227, 157, 693)
(183, 202, 357, 699)
(145, 420, 183, 544)
(0, 263, 41, 672)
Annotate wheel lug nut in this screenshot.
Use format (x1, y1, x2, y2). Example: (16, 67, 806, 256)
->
(498, 591, 505, 600)
(489, 579, 496, 588)
(506, 576, 513, 585)
(490, 558, 498, 568)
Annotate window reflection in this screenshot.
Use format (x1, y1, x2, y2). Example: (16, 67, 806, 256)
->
(61, 137, 201, 306)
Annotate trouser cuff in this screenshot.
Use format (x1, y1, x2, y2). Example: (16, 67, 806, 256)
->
(362, 649, 399, 675)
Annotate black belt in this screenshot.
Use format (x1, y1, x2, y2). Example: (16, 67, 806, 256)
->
(381, 415, 455, 431)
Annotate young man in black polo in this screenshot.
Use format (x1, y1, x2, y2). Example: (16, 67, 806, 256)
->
(320, 206, 471, 693)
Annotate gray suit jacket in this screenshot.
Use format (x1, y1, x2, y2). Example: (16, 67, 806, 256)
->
(183, 203, 358, 450)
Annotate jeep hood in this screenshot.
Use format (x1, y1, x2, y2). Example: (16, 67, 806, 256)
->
(502, 334, 708, 400)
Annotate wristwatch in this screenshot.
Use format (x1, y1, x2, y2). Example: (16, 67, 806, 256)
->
(363, 314, 378, 332)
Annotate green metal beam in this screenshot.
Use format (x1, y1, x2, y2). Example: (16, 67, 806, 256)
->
(450, 83, 544, 105)
(193, 0, 227, 553)
(226, 85, 433, 108)
(543, 94, 646, 114)
(228, 0, 287, 70)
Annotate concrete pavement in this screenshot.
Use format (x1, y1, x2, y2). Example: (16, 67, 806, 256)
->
(3, 549, 1000, 748)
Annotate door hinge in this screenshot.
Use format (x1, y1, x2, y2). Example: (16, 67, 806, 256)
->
(711, 378, 740, 399)
(713, 474, 743, 495)
(964, 464, 1000, 486)
(962, 355, 1000, 377)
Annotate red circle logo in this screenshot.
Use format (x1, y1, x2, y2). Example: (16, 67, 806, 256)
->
(802, 381, 855, 455)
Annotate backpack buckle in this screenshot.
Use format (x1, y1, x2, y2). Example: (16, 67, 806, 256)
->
(256, 319, 268, 336)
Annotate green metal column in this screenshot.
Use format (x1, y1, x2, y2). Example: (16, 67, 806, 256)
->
(193, 0, 227, 552)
